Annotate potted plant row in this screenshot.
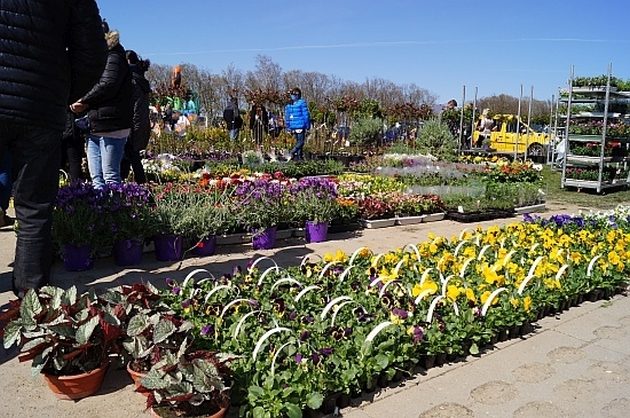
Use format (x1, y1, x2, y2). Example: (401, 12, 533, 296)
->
(155, 206, 630, 415)
(2, 283, 234, 417)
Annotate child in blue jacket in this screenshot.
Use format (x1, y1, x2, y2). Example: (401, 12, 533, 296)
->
(284, 87, 310, 160)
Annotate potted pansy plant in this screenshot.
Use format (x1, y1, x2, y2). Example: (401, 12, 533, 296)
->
(235, 179, 287, 250)
(53, 181, 108, 271)
(104, 182, 153, 266)
(291, 177, 339, 243)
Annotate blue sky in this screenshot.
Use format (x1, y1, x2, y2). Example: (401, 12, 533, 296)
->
(99, 0, 630, 103)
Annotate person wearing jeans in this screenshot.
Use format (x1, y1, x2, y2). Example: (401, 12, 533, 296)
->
(70, 26, 132, 189)
(284, 87, 311, 160)
(0, 0, 107, 296)
(86, 133, 127, 188)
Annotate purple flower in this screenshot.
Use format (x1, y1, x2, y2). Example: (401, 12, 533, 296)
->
(201, 324, 214, 336)
(392, 308, 409, 320)
(411, 326, 424, 344)
(311, 352, 321, 365)
(299, 330, 310, 341)
(301, 315, 314, 324)
(165, 278, 175, 287)
(294, 354, 304, 364)
(181, 299, 192, 309)
(319, 347, 333, 357)
(172, 286, 181, 295)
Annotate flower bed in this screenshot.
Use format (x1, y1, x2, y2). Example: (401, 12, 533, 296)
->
(156, 206, 630, 416)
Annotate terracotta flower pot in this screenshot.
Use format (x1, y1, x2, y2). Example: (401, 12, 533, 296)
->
(42, 362, 109, 400)
(126, 362, 150, 397)
(150, 405, 229, 418)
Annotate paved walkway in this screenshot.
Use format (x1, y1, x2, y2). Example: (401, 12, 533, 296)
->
(1, 201, 628, 417)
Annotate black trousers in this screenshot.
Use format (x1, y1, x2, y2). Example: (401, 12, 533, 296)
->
(0, 122, 61, 292)
(61, 133, 85, 181)
(120, 141, 146, 184)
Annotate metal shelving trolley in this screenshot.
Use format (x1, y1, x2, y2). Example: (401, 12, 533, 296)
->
(561, 65, 630, 193)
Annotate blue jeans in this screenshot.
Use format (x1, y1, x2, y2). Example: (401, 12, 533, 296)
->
(86, 134, 127, 189)
(229, 128, 240, 141)
(290, 131, 306, 160)
(0, 152, 11, 211)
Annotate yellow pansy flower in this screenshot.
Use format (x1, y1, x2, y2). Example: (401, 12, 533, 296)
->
(523, 296, 532, 312)
(411, 280, 439, 297)
(446, 285, 461, 302)
(480, 290, 492, 305)
(510, 298, 520, 308)
(466, 288, 477, 303)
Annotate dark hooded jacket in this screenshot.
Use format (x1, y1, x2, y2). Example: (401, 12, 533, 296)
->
(129, 65, 151, 151)
(79, 41, 133, 133)
(0, 0, 106, 131)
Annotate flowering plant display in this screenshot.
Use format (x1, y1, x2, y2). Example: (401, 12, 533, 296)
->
(357, 195, 395, 220)
(289, 177, 339, 224)
(53, 181, 108, 248)
(144, 206, 630, 415)
(103, 182, 153, 243)
(234, 178, 288, 232)
(481, 160, 543, 184)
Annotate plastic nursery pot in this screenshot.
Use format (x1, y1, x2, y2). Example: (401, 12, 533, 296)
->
(252, 226, 277, 250)
(62, 244, 94, 272)
(153, 234, 184, 261)
(305, 221, 329, 243)
(42, 362, 109, 400)
(113, 239, 143, 266)
(192, 236, 217, 257)
(126, 362, 150, 397)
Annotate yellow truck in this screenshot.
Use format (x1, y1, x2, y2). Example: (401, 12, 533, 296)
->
(472, 114, 550, 157)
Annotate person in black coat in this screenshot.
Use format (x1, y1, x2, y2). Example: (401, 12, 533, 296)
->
(120, 50, 151, 184)
(0, 0, 106, 296)
(70, 27, 133, 189)
(61, 111, 87, 182)
(249, 103, 269, 146)
(223, 97, 243, 140)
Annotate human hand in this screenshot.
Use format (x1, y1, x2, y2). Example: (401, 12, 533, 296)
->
(70, 101, 88, 113)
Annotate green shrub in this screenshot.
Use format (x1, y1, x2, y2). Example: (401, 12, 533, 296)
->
(416, 119, 457, 161)
(349, 117, 383, 147)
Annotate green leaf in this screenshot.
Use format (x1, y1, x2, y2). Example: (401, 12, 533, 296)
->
(153, 319, 176, 345)
(31, 347, 52, 376)
(141, 368, 170, 390)
(252, 407, 266, 418)
(62, 286, 77, 306)
(375, 353, 389, 370)
(248, 385, 265, 399)
(20, 290, 42, 321)
(76, 316, 99, 345)
(22, 337, 46, 352)
(40, 286, 64, 310)
(285, 403, 302, 418)
(3, 321, 22, 349)
(306, 392, 324, 410)
(127, 314, 150, 337)
(469, 342, 480, 355)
